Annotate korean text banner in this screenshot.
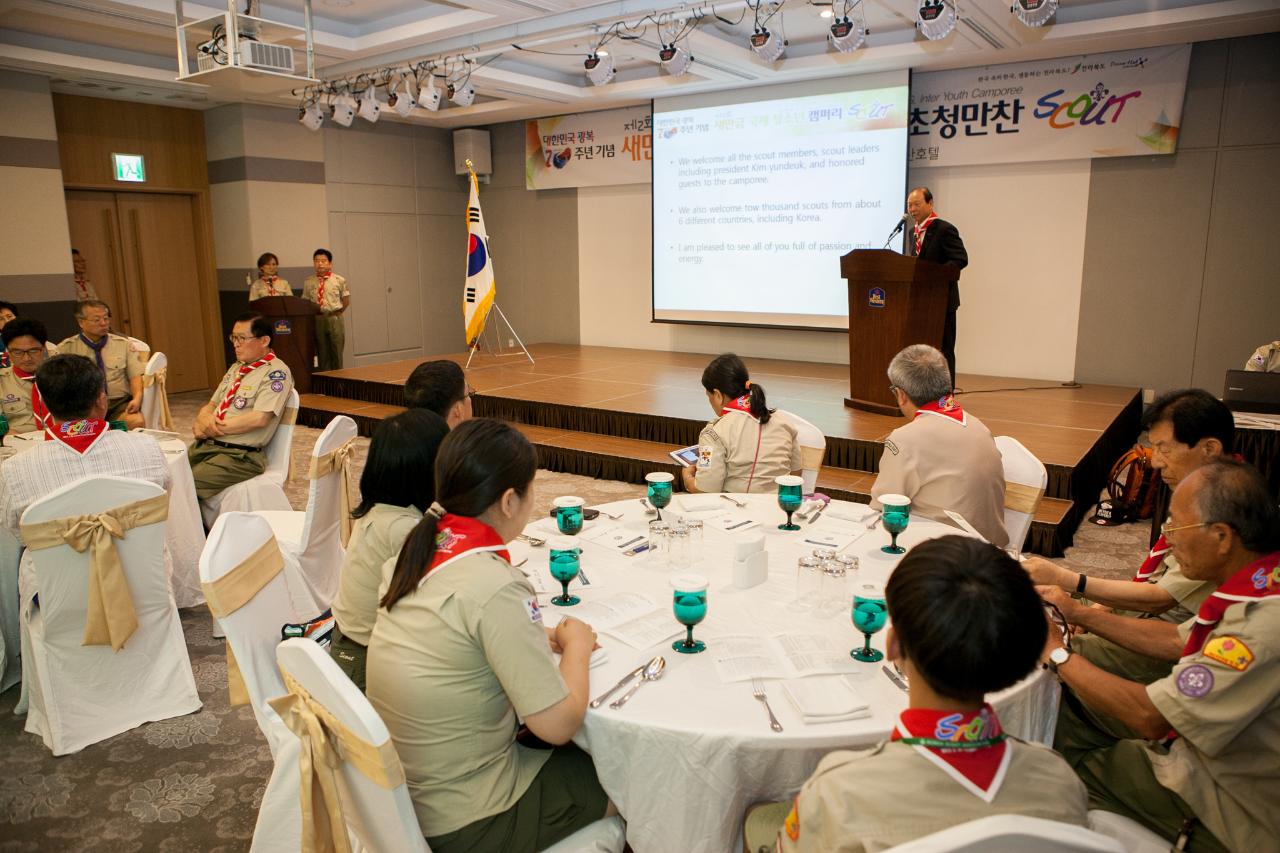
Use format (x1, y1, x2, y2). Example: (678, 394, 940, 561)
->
(525, 106, 652, 190)
(909, 44, 1191, 167)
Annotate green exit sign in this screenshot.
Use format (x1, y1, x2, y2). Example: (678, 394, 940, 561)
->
(112, 153, 146, 183)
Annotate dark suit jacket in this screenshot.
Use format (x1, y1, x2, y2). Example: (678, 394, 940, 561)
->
(907, 217, 967, 311)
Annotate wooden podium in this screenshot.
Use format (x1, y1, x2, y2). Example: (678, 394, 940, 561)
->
(249, 295, 320, 394)
(840, 249, 960, 415)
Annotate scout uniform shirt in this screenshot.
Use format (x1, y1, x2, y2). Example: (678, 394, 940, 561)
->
(0, 365, 51, 435)
(694, 396, 801, 494)
(57, 332, 145, 404)
(248, 276, 292, 301)
(1244, 340, 1280, 372)
(1144, 551, 1280, 853)
(331, 503, 422, 646)
(871, 395, 1009, 548)
(302, 272, 349, 314)
(778, 705, 1088, 852)
(365, 515, 568, 837)
(206, 355, 294, 449)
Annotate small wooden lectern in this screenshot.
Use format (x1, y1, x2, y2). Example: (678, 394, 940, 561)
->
(248, 295, 320, 394)
(840, 249, 960, 415)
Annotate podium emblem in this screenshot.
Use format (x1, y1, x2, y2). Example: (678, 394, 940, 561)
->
(273, 320, 292, 335)
(868, 287, 886, 308)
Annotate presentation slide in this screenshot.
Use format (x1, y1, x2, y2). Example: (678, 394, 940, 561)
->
(653, 71, 909, 329)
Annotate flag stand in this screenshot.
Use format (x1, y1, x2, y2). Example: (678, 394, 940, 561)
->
(465, 303, 534, 368)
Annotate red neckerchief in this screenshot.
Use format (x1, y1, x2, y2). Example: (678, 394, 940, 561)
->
(1133, 534, 1170, 582)
(892, 704, 1010, 802)
(720, 394, 757, 420)
(46, 418, 109, 455)
(1181, 551, 1280, 659)
(13, 366, 52, 435)
(316, 271, 330, 308)
(216, 353, 275, 421)
(421, 514, 511, 580)
(914, 213, 938, 254)
(74, 277, 92, 300)
(914, 393, 967, 426)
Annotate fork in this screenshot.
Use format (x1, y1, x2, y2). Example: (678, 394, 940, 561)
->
(751, 678, 784, 732)
(592, 507, 624, 520)
(517, 533, 546, 547)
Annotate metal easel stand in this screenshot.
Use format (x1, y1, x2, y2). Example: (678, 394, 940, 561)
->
(465, 303, 534, 368)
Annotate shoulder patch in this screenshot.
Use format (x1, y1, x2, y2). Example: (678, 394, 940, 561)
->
(697, 445, 714, 470)
(1202, 636, 1254, 671)
(884, 439, 899, 456)
(784, 798, 800, 842)
(1176, 664, 1214, 698)
(702, 426, 722, 445)
(522, 596, 543, 623)
(267, 369, 286, 380)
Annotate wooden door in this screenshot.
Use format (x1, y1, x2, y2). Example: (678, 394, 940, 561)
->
(64, 191, 126, 315)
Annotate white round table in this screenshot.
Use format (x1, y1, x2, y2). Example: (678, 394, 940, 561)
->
(512, 493, 1059, 853)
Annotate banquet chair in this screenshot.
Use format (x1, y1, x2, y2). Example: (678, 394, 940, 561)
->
(255, 415, 357, 614)
(18, 475, 200, 755)
(201, 389, 299, 528)
(882, 814, 1123, 852)
(994, 435, 1047, 556)
(127, 335, 151, 353)
(1086, 810, 1173, 853)
(775, 410, 827, 494)
(0, 526, 22, 692)
(140, 350, 175, 431)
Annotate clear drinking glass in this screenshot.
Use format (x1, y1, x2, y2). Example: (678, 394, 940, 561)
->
(553, 495, 585, 536)
(668, 524, 691, 569)
(790, 556, 822, 612)
(818, 561, 849, 618)
(684, 519, 704, 564)
(648, 520, 671, 567)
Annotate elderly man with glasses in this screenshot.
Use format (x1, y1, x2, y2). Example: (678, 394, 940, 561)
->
(0, 318, 55, 435)
(56, 300, 146, 429)
(187, 312, 294, 500)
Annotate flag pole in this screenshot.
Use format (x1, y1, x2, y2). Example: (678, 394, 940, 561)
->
(463, 159, 533, 367)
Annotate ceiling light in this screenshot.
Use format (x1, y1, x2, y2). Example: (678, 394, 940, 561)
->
(299, 101, 324, 130)
(330, 93, 356, 127)
(1011, 0, 1057, 27)
(916, 0, 957, 40)
(658, 44, 691, 76)
(448, 82, 476, 107)
(749, 28, 786, 63)
(358, 87, 381, 123)
(419, 76, 442, 112)
(388, 77, 416, 117)
(584, 52, 616, 86)
(829, 16, 867, 52)
(820, 8, 833, 18)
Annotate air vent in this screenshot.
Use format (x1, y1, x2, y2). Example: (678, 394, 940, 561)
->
(243, 40, 294, 73)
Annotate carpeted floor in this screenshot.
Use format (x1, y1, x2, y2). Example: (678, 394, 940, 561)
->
(0, 391, 1151, 850)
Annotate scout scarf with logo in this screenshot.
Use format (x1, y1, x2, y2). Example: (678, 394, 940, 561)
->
(316, 272, 330, 310)
(421, 514, 511, 581)
(1181, 551, 1280, 660)
(46, 418, 109, 455)
(913, 213, 938, 255)
(1133, 535, 1171, 583)
(215, 353, 275, 421)
(914, 393, 967, 426)
(892, 704, 1010, 801)
(13, 367, 51, 434)
(720, 394, 757, 420)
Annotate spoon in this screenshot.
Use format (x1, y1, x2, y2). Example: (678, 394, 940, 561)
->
(591, 656, 660, 708)
(610, 656, 666, 709)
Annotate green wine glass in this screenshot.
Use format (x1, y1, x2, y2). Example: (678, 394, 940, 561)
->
(548, 538, 581, 606)
(776, 475, 804, 531)
(553, 495, 585, 536)
(879, 493, 911, 555)
(671, 573, 708, 654)
(851, 586, 888, 662)
(646, 472, 674, 521)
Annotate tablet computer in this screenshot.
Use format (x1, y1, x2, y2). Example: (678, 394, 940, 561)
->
(669, 445, 699, 467)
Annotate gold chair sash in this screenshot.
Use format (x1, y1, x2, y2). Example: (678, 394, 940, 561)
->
(268, 668, 407, 853)
(141, 368, 174, 431)
(1005, 481, 1045, 515)
(200, 536, 286, 707)
(799, 445, 825, 471)
(20, 491, 170, 651)
(308, 438, 356, 548)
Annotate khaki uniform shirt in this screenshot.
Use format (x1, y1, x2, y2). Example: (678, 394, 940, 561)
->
(1152, 551, 1215, 625)
(73, 277, 98, 301)
(366, 549, 568, 836)
(302, 273, 349, 314)
(331, 503, 422, 645)
(778, 739, 1088, 852)
(871, 410, 1009, 548)
(248, 277, 293, 301)
(0, 367, 41, 434)
(205, 356, 294, 449)
(694, 410, 801, 494)
(56, 333, 144, 403)
(1244, 341, 1280, 372)
(1146, 595, 1280, 853)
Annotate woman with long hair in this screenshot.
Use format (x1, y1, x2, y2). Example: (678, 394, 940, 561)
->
(328, 408, 450, 690)
(367, 418, 614, 852)
(682, 353, 801, 494)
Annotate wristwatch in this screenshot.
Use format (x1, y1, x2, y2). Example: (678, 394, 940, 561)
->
(1047, 647, 1071, 673)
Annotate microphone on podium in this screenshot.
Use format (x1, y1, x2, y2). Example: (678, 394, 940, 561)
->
(883, 214, 910, 248)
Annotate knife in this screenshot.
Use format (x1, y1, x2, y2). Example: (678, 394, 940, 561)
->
(882, 664, 909, 692)
(590, 664, 647, 708)
(807, 503, 827, 525)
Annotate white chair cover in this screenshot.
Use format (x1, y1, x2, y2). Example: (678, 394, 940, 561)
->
(257, 415, 357, 614)
(201, 390, 299, 528)
(544, 815, 627, 853)
(18, 475, 200, 755)
(883, 814, 1124, 852)
(994, 435, 1048, 557)
(140, 350, 174, 431)
(1086, 810, 1172, 853)
(775, 409, 827, 494)
(127, 336, 151, 354)
(0, 526, 22, 691)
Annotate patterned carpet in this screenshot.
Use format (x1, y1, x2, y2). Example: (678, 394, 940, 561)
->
(0, 391, 1150, 850)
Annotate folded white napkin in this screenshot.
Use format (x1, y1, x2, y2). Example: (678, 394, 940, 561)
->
(783, 676, 872, 724)
(678, 496, 724, 512)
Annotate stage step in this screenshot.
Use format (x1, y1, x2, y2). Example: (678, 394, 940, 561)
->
(298, 393, 1073, 555)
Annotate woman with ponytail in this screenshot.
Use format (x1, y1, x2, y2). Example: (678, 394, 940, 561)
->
(682, 353, 801, 494)
(367, 418, 614, 852)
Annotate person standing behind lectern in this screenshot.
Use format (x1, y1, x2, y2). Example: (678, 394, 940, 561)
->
(905, 187, 967, 387)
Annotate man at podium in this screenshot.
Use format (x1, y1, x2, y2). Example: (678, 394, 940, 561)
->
(905, 187, 967, 386)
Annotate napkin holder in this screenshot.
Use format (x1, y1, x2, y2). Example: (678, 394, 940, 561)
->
(731, 534, 768, 589)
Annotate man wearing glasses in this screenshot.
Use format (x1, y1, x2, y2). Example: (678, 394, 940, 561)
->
(404, 359, 475, 429)
(188, 313, 294, 500)
(56, 300, 146, 429)
(0, 319, 55, 435)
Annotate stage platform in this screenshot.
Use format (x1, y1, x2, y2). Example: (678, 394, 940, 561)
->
(300, 343, 1142, 556)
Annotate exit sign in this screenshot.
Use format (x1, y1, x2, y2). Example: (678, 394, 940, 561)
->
(112, 153, 146, 183)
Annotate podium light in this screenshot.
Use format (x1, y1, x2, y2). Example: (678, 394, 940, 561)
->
(584, 52, 616, 86)
(916, 0, 957, 40)
(1011, 0, 1057, 27)
(829, 17, 867, 53)
(358, 87, 381, 123)
(749, 28, 785, 62)
(389, 78, 416, 116)
(330, 93, 356, 127)
(448, 82, 476, 107)
(299, 101, 324, 130)
(419, 77, 442, 112)
(659, 44, 691, 76)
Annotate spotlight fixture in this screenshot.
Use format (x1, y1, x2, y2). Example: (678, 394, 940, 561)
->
(388, 77, 416, 117)
(299, 100, 324, 130)
(829, 16, 867, 53)
(659, 43, 692, 76)
(448, 82, 476, 107)
(419, 76, 442, 111)
(749, 28, 786, 62)
(820, 8, 833, 18)
(358, 86, 381, 122)
(584, 52, 616, 86)
(916, 0, 957, 40)
(330, 92, 356, 127)
(1011, 0, 1057, 27)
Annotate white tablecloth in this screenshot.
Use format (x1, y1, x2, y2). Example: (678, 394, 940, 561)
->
(516, 494, 1059, 853)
